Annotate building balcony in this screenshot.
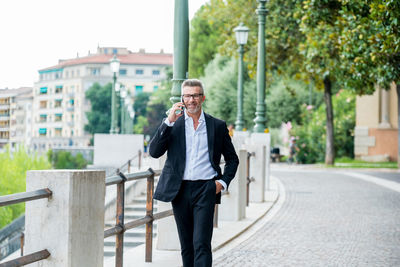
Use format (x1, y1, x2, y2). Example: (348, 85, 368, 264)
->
(68, 121, 74, 127)
(0, 138, 8, 143)
(0, 116, 10, 121)
(67, 107, 74, 112)
(0, 127, 10, 132)
(0, 105, 10, 111)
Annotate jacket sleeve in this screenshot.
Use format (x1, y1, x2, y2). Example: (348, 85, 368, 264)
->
(220, 123, 239, 188)
(149, 120, 173, 158)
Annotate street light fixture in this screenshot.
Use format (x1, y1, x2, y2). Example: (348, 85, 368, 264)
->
(109, 55, 120, 134)
(234, 22, 249, 131)
(253, 0, 268, 132)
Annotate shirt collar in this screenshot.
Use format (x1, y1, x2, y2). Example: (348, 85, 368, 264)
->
(184, 109, 205, 122)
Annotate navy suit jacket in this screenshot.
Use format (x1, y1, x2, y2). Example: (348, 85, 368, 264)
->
(149, 113, 239, 204)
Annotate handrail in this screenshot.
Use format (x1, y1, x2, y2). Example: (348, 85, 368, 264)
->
(0, 189, 52, 207)
(104, 167, 169, 266)
(0, 249, 50, 267)
(0, 189, 52, 266)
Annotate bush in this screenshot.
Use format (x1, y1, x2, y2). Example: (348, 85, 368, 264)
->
(0, 146, 50, 228)
(290, 89, 355, 163)
(47, 150, 87, 169)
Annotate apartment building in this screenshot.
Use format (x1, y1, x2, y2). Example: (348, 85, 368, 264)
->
(0, 87, 33, 150)
(32, 47, 172, 152)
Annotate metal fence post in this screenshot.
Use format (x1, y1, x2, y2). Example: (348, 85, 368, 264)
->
(115, 170, 127, 267)
(145, 168, 155, 262)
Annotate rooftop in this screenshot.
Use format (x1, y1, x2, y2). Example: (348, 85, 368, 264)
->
(39, 48, 173, 72)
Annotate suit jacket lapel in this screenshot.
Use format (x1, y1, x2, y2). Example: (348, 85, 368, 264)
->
(175, 115, 186, 162)
(205, 113, 215, 167)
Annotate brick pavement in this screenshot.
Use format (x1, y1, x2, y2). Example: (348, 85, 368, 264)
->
(213, 169, 400, 266)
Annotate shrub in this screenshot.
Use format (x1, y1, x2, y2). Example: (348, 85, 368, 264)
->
(0, 146, 50, 228)
(47, 150, 87, 169)
(290, 89, 355, 163)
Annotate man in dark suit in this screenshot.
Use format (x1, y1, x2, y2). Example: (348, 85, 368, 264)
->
(149, 79, 239, 267)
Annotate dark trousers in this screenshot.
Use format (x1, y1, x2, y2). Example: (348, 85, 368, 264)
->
(172, 180, 216, 267)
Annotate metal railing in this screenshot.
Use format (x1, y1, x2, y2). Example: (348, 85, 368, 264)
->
(109, 150, 142, 176)
(104, 167, 173, 267)
(246, 152, 255, 206)
(0, 190, 52, 267)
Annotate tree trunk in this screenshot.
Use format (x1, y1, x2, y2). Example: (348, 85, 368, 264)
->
(324, 77, 335, 165)
(397, 83, 400, 168)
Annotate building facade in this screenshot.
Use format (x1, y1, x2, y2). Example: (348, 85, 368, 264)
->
(32, 47, 172, 152)
(0, 87, 33, 150)
(355, 82, 399, 162)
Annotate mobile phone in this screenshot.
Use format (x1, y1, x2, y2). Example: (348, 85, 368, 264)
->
(175, 97, 185, 115)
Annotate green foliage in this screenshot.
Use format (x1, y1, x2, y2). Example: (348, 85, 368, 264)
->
(47, 149, 87, 169)
(0, 146, 50, 229)
(133, 67, 172, 137)
(266, 77, 323, 128)
(338, 0, 400, 92)
(84, 83, 112, 135)
(133, 116, 148, 134)
(133, 92, 151, 118)
(201, 55, 257, 129)
(291, 89, 355, 163)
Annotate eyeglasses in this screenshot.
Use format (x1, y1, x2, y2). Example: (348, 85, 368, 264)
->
(182, 93, 203, 100)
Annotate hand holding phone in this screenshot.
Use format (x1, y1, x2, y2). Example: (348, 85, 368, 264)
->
(167, 102, 185, 123)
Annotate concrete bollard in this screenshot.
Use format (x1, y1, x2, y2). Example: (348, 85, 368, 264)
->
(219, 149, 247, 221)
(25, 170, 105, 267)
(249, 133, 271, 191)
(247, 144, 266, 203)
(156, 201, 180, 250)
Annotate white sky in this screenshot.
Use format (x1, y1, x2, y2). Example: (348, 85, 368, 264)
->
(0, 0, 208, 89)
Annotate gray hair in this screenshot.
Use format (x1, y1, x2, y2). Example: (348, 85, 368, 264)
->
(181, 79, 204, 94)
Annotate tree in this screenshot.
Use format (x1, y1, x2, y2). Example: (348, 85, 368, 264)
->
(133, 92, 151, 118)
(337, 0, 400, 166)
(85, 83, 112, 135)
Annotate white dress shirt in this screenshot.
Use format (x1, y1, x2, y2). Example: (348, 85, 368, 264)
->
(164, 110, 227, 191)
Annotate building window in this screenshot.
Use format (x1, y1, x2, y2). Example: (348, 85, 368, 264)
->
(39, 128, 47, 136)
(55, 128, 62, 137)
(113, 48, 117, 55)
(119, 69, 127, 76)
(40, 87, 48, 94)
(135, 69, 144, 75)
(39, 114, 47, 122)
(55, 114, 62, 122)
(39, 101, 47, 109)
(70, 99, 74, 106)
(88, 68, 101, 76)
(55, 99, 62, 108)
(55, 85, 63, 93)
(152, 70, 160, 75)
(153, 85, 159, 91)
(135, 85, 144, 95)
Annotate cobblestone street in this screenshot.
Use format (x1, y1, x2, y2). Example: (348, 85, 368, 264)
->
(213, 168, 400, 266)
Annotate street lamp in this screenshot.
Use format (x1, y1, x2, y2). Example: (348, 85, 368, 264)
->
(120, 87, 127, 134)
(234, 22, 249, 131)
(253, 0, 268, 132)
(109, 55, 120, 134)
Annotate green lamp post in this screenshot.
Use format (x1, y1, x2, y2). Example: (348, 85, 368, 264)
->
(253, 0, 268, 133)
(119, 86, 127, 134)
(170, 0, 189, 104)
(234, 22, 249, 131)
(109, 55, 120, 134)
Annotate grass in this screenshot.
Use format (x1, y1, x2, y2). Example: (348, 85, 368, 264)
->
(329, 157, 398, 169)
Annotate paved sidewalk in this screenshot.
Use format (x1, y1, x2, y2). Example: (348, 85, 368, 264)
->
(213, 166, 400, 266)
(104, 176, 281, 267)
